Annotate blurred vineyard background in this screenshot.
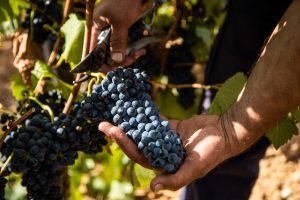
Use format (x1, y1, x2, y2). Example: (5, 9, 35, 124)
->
(1, 0, 300, 199)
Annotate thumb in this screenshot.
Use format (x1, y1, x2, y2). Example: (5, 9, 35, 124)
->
(110, 25, 128, 63)
(150, 158, 199, 192)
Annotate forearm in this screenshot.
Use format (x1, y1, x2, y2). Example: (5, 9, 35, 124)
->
(224, 0, 300, 156)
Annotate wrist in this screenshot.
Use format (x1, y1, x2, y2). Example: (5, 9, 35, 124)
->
(219, 102, 266, 159)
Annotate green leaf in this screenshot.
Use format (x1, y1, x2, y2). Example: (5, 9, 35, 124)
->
(9, 0, 30, 16)
(32, 60, 56, 79)
(266, 116, 298, 149)
(61, 14, 85, 66)
(32, 60, 76, 99)
(195, 26, 211, 48)
(133, 164, 155, 189)
(291, 106, 300, 122)
(10, 73, 28, 100)
(0, 0, 14, 23)
(207, 73, 246, 115)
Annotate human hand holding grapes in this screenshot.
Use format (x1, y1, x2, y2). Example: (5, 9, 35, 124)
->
(99, 114, 235, 192)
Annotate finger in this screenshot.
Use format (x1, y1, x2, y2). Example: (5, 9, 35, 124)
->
(150, 156, 201, 192)
(90, 19, 108, 52)
(122, 48, 146, 66)
(99, 64, 116, 74)
(110, 25, 128, 63)
(99, 121, 151, 168)
(168, 120, 180, 132)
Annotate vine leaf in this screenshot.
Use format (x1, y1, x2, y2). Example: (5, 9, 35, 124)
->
(32, 60, 56, 79)
(291, 106, 300, 122)
(207, 73, 246, 115)
(265, 117, 298, 149)
(0, 0, 14, 23)
(10, 73, 28, 100)
(133, 164, 155, 189)
(8, 0, 30, 16)
(60, 14, 85, 66)
(32, 61, 76, 99)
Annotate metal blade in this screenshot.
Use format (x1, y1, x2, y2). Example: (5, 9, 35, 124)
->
(70, 41, 110, 73)
(126, 37, 161, 55)
(70, 27, 111, 73)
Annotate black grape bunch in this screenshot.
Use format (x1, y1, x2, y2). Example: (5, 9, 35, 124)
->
(0, 89, 107, 200)
(81, 67, 186, 173)
(0, 67, 186, 199)
(21, 0, 62, 44)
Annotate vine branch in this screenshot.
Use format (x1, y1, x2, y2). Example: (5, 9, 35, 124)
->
(47, 0, 73, 66)
(63, 0, 96, 114)
(0, 108, 35, 147)
(160, 0, 182, 73)
(149, 80, 222, 90)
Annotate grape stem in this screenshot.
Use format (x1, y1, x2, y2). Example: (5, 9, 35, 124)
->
(149, 80, 222, 90)
(0, 108, 35, 147)
(63, 0, 96, 115)
(91, 72, 106, 84)
(28, 97, 54, 122)
(0, 153, 13, 176)
(47, 0, 73, 65)
(87, 78, 97, 96)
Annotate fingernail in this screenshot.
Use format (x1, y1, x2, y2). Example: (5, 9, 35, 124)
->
(154, 184, 163, 193)
(112, 53, 123, 63)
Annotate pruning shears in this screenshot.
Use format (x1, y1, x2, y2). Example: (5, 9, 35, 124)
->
(70, 1, 162, 82)
(70, 26, 160, 74)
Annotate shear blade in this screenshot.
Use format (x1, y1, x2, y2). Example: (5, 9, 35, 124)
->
(70, 41, 109, 73)
(70, 56, 93, 73)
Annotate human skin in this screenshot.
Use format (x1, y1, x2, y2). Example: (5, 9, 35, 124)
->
(91, 0, 146, 67)
(98, 0, 300, 192)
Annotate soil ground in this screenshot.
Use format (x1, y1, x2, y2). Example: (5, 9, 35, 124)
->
(1, 39, 300, 200)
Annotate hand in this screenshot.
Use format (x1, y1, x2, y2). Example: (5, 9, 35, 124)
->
(99, 115, 236, 192)
(150, 115, 232, 192)
(92, 0, 146, 66)
(99, 121, 152, 169)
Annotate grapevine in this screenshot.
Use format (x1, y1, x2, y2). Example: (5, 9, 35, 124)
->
(0, 0, 228, 198)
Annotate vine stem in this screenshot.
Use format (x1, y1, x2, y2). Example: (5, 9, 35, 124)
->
(28, 97, 54, 122)
(160, 0, 182, 73)
(47, 0, 73, 65)
(61, 0, 96, 198)
(0, 153, 13, 176)
(149, 80, 222, 90)
(87, 78, 97, 96)
(0, 108, 35, 147)
(63, 0, 96, 115)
